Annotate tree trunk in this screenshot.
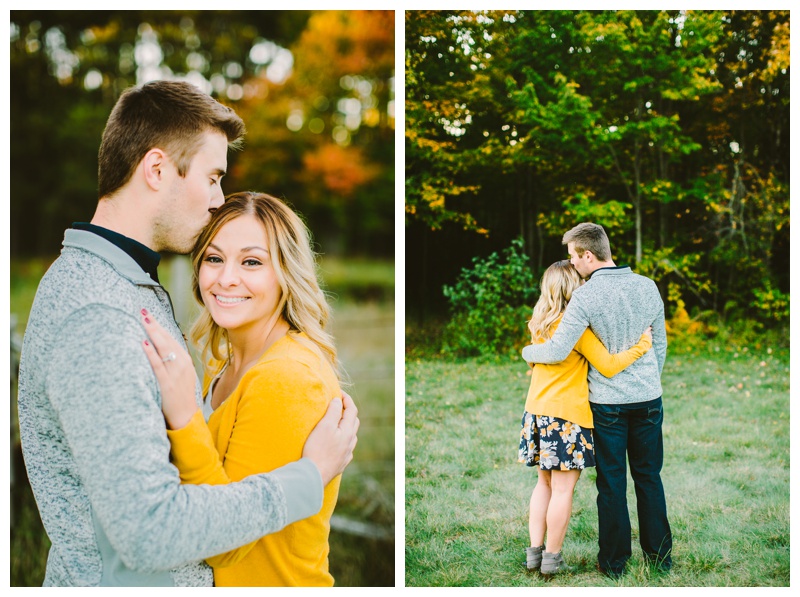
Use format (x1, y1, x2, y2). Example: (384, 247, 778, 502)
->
(634, 136, 642, 265)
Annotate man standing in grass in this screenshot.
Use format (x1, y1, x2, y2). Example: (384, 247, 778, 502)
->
(521, 222, 672, 578)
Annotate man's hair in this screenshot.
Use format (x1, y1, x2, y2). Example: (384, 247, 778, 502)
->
(97, 80, 245, 199)
(562, 222, 612, 261)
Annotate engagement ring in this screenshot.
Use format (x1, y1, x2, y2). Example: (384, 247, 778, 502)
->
(162, 352, 177, 363)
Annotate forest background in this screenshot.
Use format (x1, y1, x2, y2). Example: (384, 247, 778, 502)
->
(406, 9, 789, 356)
(9, 10, 395, 587)
(405, 10, 790, 587)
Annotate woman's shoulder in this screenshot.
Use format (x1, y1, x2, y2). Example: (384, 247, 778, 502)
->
(243, 334, 337, 391)
(261, 333, 327, 367)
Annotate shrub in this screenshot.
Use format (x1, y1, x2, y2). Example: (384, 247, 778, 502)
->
(442, 238, 538, 357)
(750, 281, 789, 325)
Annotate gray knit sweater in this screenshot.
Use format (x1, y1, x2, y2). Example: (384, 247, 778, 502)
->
(17, 229, 322, 586)
(521, 266, 667, 404)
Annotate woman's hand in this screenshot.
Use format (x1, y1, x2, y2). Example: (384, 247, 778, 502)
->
(644, 326, 653, 342)
(140, 309, 199, 430)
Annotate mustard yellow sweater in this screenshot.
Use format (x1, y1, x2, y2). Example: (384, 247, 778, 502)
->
(166, 333, 341, 586)
(524, 318, 652, 428)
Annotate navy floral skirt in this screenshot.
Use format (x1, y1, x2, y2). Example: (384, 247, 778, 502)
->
(518, 411, 596, 470)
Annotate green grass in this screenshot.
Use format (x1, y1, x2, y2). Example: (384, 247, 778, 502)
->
(10, 256, 395, 587)
(405, 343, 789, 587)
(319, 255, 395, 302)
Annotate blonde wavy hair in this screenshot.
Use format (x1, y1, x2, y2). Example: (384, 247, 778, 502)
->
(190, 191, 339, 379)
(527, 260, 582, 342)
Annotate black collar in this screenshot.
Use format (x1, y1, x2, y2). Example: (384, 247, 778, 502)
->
(72, 222, 161, 283)
(586, 264, 629, 280)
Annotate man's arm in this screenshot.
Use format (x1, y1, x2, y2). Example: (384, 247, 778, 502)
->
(521, 298, 590, 364)
(168, 357, 338, 568)
(46, 305, 322, 573)
(651, 300, 668, 375)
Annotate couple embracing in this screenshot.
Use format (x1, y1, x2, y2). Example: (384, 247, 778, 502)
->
(518, 223, 673, 578)
(18, 80, 358, 586)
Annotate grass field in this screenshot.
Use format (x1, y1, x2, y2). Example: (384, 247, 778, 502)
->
(10, 255, 395, 587)
(405, 341, 789, 587)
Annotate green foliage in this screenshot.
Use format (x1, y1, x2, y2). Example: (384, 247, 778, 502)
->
(405, 10, 511, 236)
(662, 287, 788, 357)
(10, 257, 55, 334)
(405, 10, 789, 326)
(637, 247, 713, 315)
(666, 312, 789, 357)
(441, 238, 537, 357)
(537, 192, 633, 240)
(750, 281, 790, 325)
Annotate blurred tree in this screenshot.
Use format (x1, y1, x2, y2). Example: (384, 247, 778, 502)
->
(234, 10, 395, 256)
(10, 10, 394, 258)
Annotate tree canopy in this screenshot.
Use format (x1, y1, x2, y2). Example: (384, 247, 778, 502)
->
(10, 10, 395, 258)
(406, 10, 789, 325)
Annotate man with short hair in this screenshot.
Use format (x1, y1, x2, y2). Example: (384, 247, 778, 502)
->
(522, 222, 671, 578)
(18, 80, 358, 587)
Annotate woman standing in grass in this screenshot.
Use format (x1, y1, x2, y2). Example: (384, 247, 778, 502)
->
(143, 192, 344, 586)
(519, 260, 652, 575)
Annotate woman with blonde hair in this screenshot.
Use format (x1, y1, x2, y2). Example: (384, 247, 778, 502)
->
(519, 260, 652, 575)
(141, 191, 343, 586)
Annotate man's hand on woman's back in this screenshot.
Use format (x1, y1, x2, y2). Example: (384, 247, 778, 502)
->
(303, 392, 359, 486)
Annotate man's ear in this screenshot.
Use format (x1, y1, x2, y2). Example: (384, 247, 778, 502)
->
(583, 250, 596, 263)
(142, 148, 166, 191)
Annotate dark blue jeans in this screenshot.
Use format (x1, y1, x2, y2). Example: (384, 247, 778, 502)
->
(590, 397, 672, 574)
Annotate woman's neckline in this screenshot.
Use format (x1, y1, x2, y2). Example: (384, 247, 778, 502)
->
(208, 333, 294, 412)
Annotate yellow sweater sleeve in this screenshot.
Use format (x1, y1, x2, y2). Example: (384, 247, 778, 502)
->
(166, 397, 261, 568)
(168, 353, 333, 569)
(166, 409, 228, 484)
(574, 329, 652, 378)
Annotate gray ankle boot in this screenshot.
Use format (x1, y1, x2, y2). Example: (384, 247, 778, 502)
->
(541, 550, 570, 575)
(525, 545, 543, 570)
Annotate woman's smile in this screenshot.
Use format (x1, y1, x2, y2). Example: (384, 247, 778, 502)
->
(213, 294, 250, 306)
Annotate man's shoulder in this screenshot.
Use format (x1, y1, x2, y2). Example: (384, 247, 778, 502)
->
(572, 267, 660, 310)
(591, 267, 657, 289)
(622, 270, 660, 294)
(27, 250, 146, 341)
(37, 249, 131, 299)
(41, 244, 121, 285)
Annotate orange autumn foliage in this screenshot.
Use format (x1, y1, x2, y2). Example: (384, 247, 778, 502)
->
(293, 11, 395, 84)
(302, 144, 379, 198)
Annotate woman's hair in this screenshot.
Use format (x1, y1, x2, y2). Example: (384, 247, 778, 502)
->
(97, 80, 245, 199)
(189, 191, 338, 379)
(527, 260, 582, 342)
